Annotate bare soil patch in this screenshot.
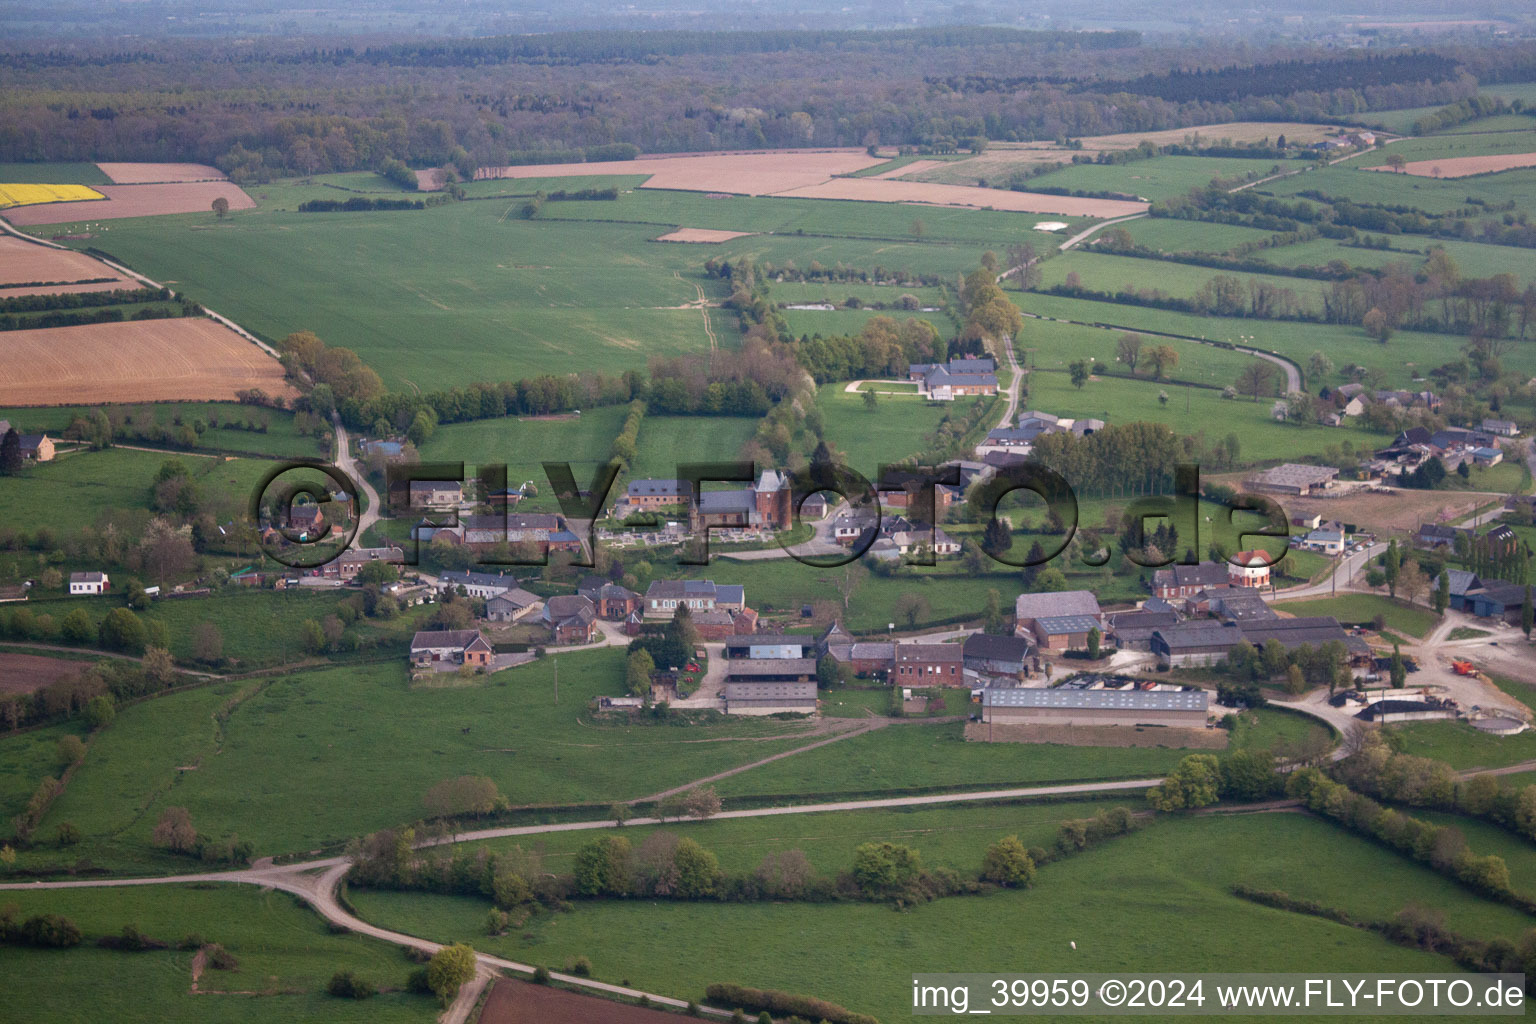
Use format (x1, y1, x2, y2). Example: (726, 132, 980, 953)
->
(772, 177, 1148, 217)
(1211, 473, 1498, 536)
(4, 182, 254, 225)
(0, 652, 83, 696)
(965, 720, 1226, 748)
(0, 236, 135, 294)
(1364, 153, 1536, 179)
(0, 317, 297, 405)
(654, 227, 754, 243)
(480, 979, 686, 1024)
(424, 150, 885, 196)
(96, 162, 227, 184)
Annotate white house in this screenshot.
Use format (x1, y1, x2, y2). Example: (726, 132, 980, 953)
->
(69, 571, 109, 596)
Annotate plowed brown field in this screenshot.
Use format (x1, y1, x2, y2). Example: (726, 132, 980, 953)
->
(0, 236, 136, 295)
(96, 162, 228, 184)
(3, 182, 254, 225)
(0, 317, 296, 405)
(1364, 152, 1536, 178)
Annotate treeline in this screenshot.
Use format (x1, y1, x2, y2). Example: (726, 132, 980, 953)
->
(1014, 422, 1189, 498)
(646, 340, 796, 416)
(793, 316, 946, 384)
(0, 286, 170, 314)
(1410, 94, 1518, 135)
(0, 303, 193, 333)
(1097, 53, 1463, 104)
(4, 31, 1515, 182)
(297, 196, 429, 212)
(0, 646, 184, 734)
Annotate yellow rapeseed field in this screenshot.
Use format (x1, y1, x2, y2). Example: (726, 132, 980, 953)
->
(0, 183, 105, 209)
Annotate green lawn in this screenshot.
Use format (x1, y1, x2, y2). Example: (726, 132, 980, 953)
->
(0, 402, 326, 459)
(1262, 162, 1536, 219)
(1014, 290, 1536, 387)
(347, 811, 1517, 1023)
(1388, 720, 1536, 770)
(816, 382, 984, 478)
(0, 446, 279, 535)
(1120, 217, 1281, 253)
(1018, 155, 1310, 203)
(1023, 367, 1391, 464)
(20, 652, 824, 859)
(0, 885, 436, 1024)
(1273, 594, 1438, 638)
(712, 720, 1186, 800)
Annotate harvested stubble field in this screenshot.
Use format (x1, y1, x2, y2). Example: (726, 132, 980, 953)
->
(654, 227, 754, 242)
(4, 181, 254, 224)
(425, 150, 885, 195)
(95, 162, 227, 184)
(772, 177, 1148, 217)
(0, 317, 296, 405)
(0, 235, 135, 294)
(1364, 152, 1536, 179)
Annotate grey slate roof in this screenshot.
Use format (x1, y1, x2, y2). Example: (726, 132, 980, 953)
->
(1014, 590, 1100, 621)
(982, 688, 1208, 711)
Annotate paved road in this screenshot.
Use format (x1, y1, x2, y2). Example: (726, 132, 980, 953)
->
(331, 416, 383, 545)
(1267, 542, 1386, 602)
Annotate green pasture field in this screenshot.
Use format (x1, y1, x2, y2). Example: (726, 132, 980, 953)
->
(629, 415, 761, 479)
(780, 305, 953, 338)
(0, 161, 112, 185)
(683, 556, 1143, 633)
(1261, 163, 1536, 217)
(717, 232, 1013, 281)
(46, 200, 727, 393)
(0, 401, 324, 459)
(1019, 155, 1309, 203)
(847, 153, 970, 177)
(348, 811, 1520, 1023)
(1487, 83, 1536, 106)
(460, 798, 1132, 875)
(529, 185, 1085, 245)
(0, 446, 278, 534)
(1272, 594, 1437, 638)
(815, 382, 984, 475)
(1440, 115, 1536, 134)
(1118, 216, 1279, 253)
(1037, 249, 1333, 308)
(1224, 705, 1335, 750)
(770, 282, 947, 307)
(712, 720, 1185, 800)
(1022, 368, 1394, 464)
(1352, 130, 1536, 168)
(1250, 236, 1427, 272)
(1387, 720, 1536, 771)
(1014, 290, 1536, 386)
(0, 716, 82, 836)
(21, 653, 825, 857)
(0, 885, 435, 1024)
(1018, 314, 1263, 387)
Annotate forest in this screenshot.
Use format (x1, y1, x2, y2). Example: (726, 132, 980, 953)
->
(2, 31, 1533, 179)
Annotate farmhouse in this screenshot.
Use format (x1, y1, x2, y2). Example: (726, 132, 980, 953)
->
(644, 579, 726, 618)
(485, 588, 542, 623)
(1014, 590, 1102, 644)
(724, 659, 818, 715)
(438, 570, 524, 599)
(980, 687, 1209, 728)
(962, 633, 1032, 679)
(1482, 418, 1519, 438)
(623, 478, 688, 510)
(1472, 447, 1503, 468)
(1246, 463, 1339, 496)
(577, 576, 642, 620)
(909, 356, 998, 400)
(17, 433, 54, 462)
(892, 642, 965, 685)
(324, 546, 404, 580)
(408, 480, 463, 508)
(1228, 550, 1273, 589)
(1296, 527, 1346, 555)
(68, 571, 109, 596)
(1414, 522, 1470, 551)
(409, 629, 492, 668)
(543, 594, 598, 644)
(1150, 562, 1228, 600)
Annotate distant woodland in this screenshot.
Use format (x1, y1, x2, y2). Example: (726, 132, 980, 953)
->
(1, 30, 1534, 179)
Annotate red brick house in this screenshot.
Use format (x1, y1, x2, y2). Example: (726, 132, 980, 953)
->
(892, 642, 965, 686)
